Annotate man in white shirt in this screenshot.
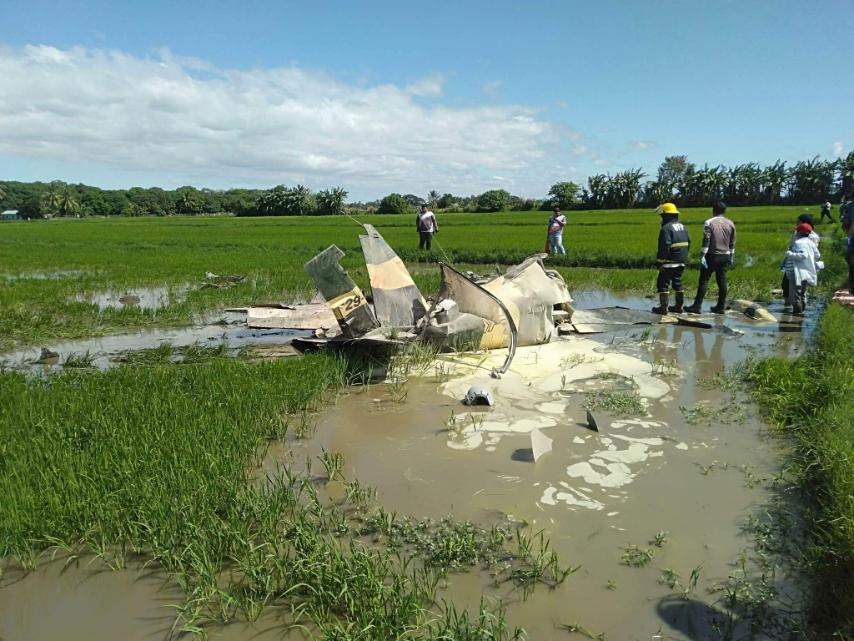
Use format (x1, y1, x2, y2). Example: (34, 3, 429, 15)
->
(416, 204, 438, 251)
(547, 207, 567, 256)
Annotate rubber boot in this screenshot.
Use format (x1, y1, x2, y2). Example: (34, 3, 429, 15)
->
(668, 292, 684, 314)
(684, 302, 702, 314)
(651, 293, 668, 315)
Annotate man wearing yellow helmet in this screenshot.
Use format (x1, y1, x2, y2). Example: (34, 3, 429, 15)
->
(652, 202, 691, 314)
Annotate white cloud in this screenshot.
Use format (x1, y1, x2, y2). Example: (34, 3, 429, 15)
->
(481, 80, 502, 97)
(0, 45, 558, 196)
(831, 141, 844, 157)
(404, 74, 445, 97)
(629, 140, 656, 152)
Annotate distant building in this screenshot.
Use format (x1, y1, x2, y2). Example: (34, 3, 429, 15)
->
(1, 209, 20, 221)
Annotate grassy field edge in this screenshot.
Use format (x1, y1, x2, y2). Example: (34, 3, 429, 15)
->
(745, 303, 854, 638)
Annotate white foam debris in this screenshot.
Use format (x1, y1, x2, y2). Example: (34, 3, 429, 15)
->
(611, 434, 665, 447)
(573, 436, 586, 444)
(566, 461, 635, 488)
(536, 401, 567, 415)
(540, 485, 605, 510)
(607, 511, 619, 517)
(676, 442, 689, 451)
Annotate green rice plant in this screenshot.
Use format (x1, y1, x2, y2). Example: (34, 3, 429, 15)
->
(61, 350, 95, 368)
(649, 530, 669, 548)
(558, 622, 607, 640)
(620, 544, 655, 567)
(426, 598, 524, 641)
(680, 398, 746, 425)
(744, 304, 854, 637)
(112, 343, 175, 365)
(658, 568, 681, 590)
(318, 448, 344, 483)
(583, 389, 644, 416)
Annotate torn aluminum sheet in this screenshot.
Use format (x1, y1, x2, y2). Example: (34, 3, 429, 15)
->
(246, 304, 341, 334)
(304, 245, 379, 338)
(530, 428, 553, 462)
(479, 256, 573, 345)
(360, 224, 428, 327)
(435, 263, 518, 376)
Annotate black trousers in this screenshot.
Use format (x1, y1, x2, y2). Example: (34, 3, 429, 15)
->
(693, 255, 731, 307)
(847, 250, 854, 292)
(656, 266, 684, 293)
(418, 231, 433, 250)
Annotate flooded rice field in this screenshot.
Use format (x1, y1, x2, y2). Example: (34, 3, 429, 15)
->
(0, 292, 813, 641)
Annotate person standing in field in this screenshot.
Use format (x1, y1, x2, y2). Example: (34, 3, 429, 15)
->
(781, 222, 821, 315)
(652, 202, 691, 314)
(416, 203, 438, 251)
(819, 199, 833, 224)
(685, 201, 736, 314)
(547, 206, 567, 256)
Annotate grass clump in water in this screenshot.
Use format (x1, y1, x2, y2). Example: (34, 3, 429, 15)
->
(583, 389, 644, 416)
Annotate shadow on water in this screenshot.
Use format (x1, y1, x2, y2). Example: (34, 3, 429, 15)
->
(656, 597, 740, 641)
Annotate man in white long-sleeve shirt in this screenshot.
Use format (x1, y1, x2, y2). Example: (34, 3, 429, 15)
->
(685, 201, 736, 314)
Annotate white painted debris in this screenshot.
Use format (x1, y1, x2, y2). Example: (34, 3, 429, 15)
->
(530, 428, 553, 462)
(463, 384, 495, 406)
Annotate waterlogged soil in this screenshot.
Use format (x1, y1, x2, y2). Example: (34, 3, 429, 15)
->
(0, 313, 310, 371)
(73, 284, 189, 311)
(0, 555, 182, 641)
(0, 293, 815, 641)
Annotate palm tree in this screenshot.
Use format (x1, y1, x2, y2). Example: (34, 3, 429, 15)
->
(427, 190, 440, 207)
(42, 181, 64, 216)
(316, 187, 348, 216)
(58, 188, 80, 217)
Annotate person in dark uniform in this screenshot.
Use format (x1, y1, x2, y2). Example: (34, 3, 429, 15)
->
(652, 202, 691, 314)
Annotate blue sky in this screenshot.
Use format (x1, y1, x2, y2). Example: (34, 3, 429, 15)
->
(1, 0, 851, 200)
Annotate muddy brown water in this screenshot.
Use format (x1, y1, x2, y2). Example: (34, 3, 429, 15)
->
(0, 313, 311, 371)
(0, 293, 814, 640)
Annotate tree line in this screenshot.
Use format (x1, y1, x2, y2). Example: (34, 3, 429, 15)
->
(1, 152, 851, 219)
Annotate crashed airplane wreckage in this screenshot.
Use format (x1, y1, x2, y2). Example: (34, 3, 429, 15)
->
(292, 224, 574, 377)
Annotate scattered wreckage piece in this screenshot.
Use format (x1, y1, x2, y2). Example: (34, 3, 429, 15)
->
(360, 224, 428, 328)
(530, 428, 553, 462)
(304, 245, 379, 338)
(480, 256, 574, 345)
(585, 410, 599, 432)
(245, 304, 341, 335)
(569, 306, 677, 334)
(433, 262, 518, 377)
(463, 384, 495, 406)
(831, 289, 854, 307)
(202, 272, 246, 289)
(729, 299, 777, 322)
(675, 317, 713, 329)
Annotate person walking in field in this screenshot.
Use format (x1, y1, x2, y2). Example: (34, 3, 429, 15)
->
(685, 201, 736, 314)
(781, 222, 821, 315)
(416, 203, 438, 251)
(652, 202, 691, 314)
(819, 199, 833, 224)
(546, 206, 567, 256)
